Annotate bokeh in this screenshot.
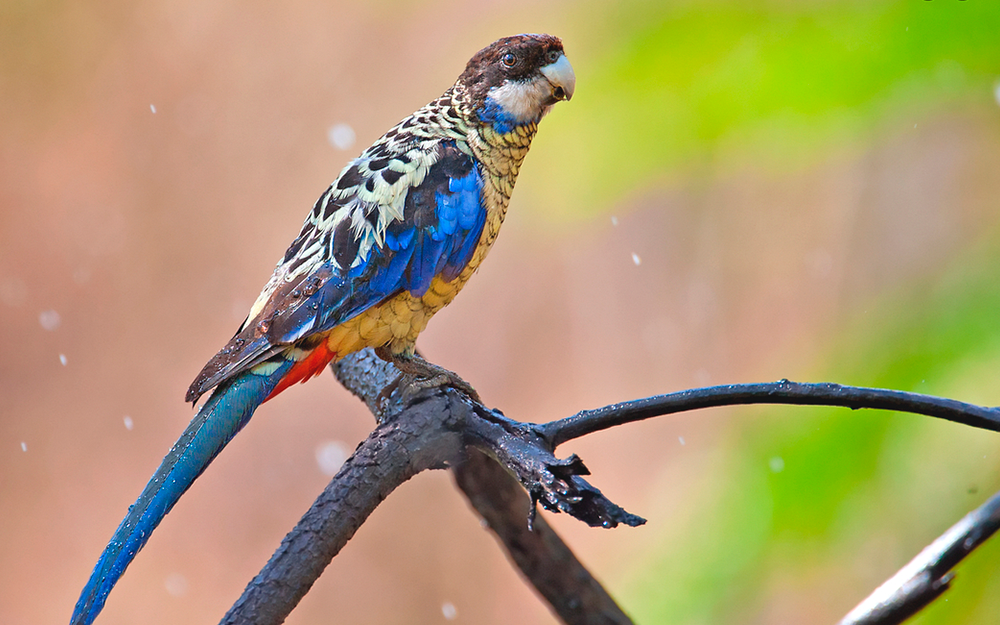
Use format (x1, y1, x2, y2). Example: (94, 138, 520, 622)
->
(3, 1, 1000, 624)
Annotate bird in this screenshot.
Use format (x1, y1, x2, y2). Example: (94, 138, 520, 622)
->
(70, 33, 574, 625)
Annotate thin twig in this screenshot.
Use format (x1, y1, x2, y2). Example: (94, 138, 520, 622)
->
(837, 488, 1000, 625)
(541, 380, 1000, 447)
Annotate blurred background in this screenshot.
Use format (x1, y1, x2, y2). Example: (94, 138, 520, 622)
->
(3, 1, 1000, 623)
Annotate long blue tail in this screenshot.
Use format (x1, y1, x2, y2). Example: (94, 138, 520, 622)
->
(70, 361, 292, 625)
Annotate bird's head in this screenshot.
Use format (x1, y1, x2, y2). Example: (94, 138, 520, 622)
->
(460, 34, 575, 134)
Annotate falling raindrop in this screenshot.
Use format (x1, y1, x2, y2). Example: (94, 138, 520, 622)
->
(328, 123, 356, 150)
(316, 440, 348, 476)
(164, 573, 188, 597)
(441, 602, 457, 620)
(39, 309, 61, 331)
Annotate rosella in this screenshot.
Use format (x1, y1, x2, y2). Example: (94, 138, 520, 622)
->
(71, 33, 574, 625)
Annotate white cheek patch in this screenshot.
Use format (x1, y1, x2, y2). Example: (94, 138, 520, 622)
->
(486, 77, 551, 125)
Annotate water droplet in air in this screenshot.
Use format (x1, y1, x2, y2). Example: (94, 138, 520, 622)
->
(59, 354, 67, 366)
(39, 309, 61, 331)
(315, 440, 348, 476)
(442, 602, 457, 620)
(164, 573, 188, 597)
(124, 416, 134, 431)
(328, 123, 356, 150)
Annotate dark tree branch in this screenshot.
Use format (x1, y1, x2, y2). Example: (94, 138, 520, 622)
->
(454, 449, 634, 625)
(220, 389, 466, 625)
(461, 405, 645, 529)
(837, 488, 1000, 625)
(222, 349, 639, 625)
(541, 380, 1000, 447)
(223, 358, 1000, 625)
(337, 350, 644, 530)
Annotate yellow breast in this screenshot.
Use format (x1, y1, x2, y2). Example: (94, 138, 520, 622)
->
(323, 268, 479, 359)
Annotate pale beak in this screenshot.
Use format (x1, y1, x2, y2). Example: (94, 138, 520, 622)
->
(540, 53, 576, 101)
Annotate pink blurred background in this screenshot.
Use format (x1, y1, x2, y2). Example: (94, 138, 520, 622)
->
(4, 1, 1000, 624)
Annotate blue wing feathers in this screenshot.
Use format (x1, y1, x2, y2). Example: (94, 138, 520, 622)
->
(442, 204, 486, 282)
(406, 230, 446, 295)
(292, 141, 485, 338)
(436, 192, 458, 236)
(395, 227, 416, 250)
(337, 143, 485, 300)
(369, 242, 414, 296)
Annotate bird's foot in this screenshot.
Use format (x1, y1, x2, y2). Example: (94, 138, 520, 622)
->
(374, 347, 482, 405)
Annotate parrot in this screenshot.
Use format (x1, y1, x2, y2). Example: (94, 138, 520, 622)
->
(70, 33, 574, 625)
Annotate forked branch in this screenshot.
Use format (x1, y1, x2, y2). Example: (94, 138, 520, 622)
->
(222, 351, 1000, 625)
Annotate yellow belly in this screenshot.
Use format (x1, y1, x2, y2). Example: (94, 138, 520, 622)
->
(324, 267, 478, 358)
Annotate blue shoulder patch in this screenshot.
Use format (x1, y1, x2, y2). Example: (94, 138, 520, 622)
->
(301, 141, 486, 337)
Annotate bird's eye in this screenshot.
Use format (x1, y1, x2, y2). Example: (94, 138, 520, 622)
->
(546, 50, 561, 63)
(501, 52, 517, 68)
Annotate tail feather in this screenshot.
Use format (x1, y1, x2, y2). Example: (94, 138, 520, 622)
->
(264, 340, 336, 402)
(70, 360, 293, 625)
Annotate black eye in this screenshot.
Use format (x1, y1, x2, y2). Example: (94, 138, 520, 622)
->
(547, 50, 561, 63)
(501, 52, 517, 68)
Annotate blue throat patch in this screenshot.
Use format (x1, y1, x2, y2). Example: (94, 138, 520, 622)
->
(478, 96, 521, 135)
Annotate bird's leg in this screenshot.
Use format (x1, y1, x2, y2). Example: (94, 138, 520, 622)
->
(374, 346, 482, 405)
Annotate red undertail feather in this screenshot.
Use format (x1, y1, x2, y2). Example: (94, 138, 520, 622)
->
(264, 342, 337, 402)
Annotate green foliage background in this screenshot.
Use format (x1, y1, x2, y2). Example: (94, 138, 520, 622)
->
(537, 0, 1000, 216)
(533, 1, 1000, 622)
